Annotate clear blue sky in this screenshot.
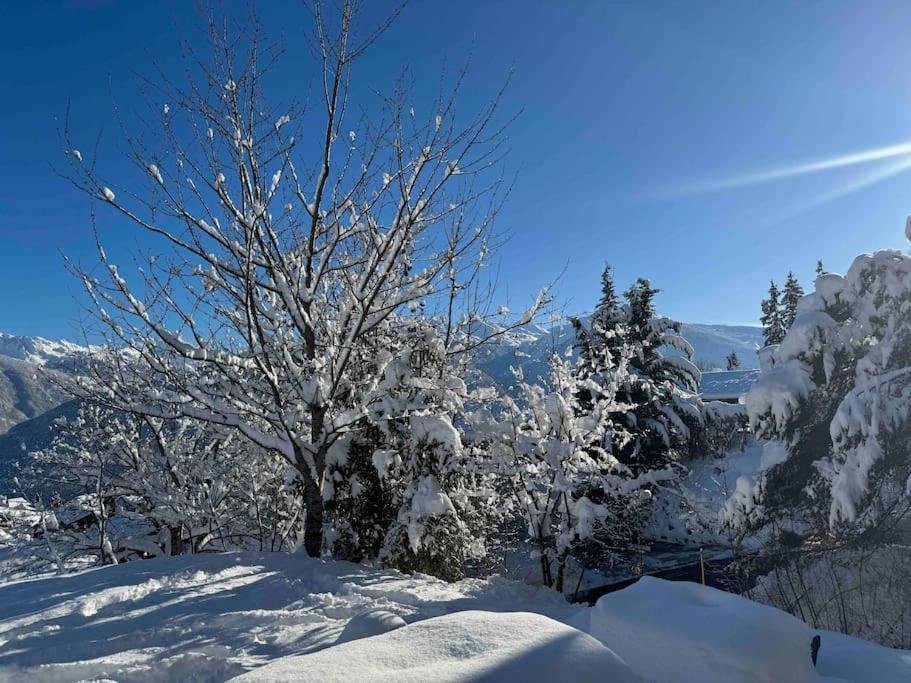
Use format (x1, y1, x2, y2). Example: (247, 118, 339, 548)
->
(3, 0, 911, 340)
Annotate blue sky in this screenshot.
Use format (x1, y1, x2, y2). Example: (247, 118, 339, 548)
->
(3, 0, 911, 340)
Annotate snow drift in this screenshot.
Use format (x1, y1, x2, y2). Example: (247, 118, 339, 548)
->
(589, 576, 814, 682)
(235, 610, 637, 683)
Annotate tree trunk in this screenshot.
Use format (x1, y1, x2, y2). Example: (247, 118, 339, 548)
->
(539, 539, 552, 588)
(301, 406, 328, 558)
(169, 525, 183, 556)
(303, 475, 324, 557)
(555, 552, 567, 594)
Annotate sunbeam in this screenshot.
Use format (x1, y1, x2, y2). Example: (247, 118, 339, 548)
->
(760, 152, 911, 226)
(654, 139, 911, 200)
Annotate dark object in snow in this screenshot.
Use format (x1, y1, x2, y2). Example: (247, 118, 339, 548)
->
(572, 544, 754, 605)
(811, 634, 821, 667)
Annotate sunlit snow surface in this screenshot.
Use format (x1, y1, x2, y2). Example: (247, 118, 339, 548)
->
(0, 552, 907, 682)
(0, 553, 573, 682)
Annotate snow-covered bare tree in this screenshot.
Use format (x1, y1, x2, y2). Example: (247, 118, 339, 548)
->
(61, 2, 545, 558)
(30, 394, 298, 567)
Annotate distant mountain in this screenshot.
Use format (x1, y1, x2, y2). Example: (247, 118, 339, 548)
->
(677, 324, 764, 370)
(0, 399, 80, 496)
(0, 356, 70, 435)
(472, 320, 764, 391)
(0, 334, 87, 496)
(0, 332, 88, 370)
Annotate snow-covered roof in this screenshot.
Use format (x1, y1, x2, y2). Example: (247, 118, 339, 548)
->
(698, 369, 761, 401)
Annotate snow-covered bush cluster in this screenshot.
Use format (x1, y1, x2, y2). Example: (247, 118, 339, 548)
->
(7, 397, 300, 574)
(20, 261, 703, 585)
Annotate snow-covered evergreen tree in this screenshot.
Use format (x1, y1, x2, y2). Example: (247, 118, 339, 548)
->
(573, 269, 702, 472)
(325, 319, 497, 580)
(546, 267, 702, 579)
(621, 277, 702, 470)
(781, 272, 805, 331)
(740, 249, 911, 545)
(760, 280, 786, 346)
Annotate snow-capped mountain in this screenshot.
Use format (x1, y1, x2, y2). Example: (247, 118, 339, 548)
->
(0, 334, 87, 494)
(0, 332, 88, 369)
(0, 333, 88, 433)
(472, 320, 764, 390)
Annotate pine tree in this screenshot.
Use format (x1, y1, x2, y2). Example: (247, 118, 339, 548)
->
(623, 278, 701, 470)
(564, 271, 703, 574)
(781, 272, 804, 331)
(624, 278, 659, 356)
(760, 281, 785, 346)
(816, 260, 825, 277)
(726, 351, 740, 371)
(572, 265, 625, 368)
(574, 272, 701, 473)
(597, 264, 620, 312)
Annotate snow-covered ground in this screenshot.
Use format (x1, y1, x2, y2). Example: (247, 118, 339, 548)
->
(0, 552, 907, 682)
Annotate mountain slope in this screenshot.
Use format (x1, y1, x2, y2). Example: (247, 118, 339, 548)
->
(0, 356, 70, 434)
(0, 399, 80, 495)
(677, 324, 764, 369)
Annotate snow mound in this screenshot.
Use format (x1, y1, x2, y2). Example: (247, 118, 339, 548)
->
(588, 577, 815, 683)
(0, 552, 577, 682)
(234, 610, 638, 683)
(336, 608, 407, 644)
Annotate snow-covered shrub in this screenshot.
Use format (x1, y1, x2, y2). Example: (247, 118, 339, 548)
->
(475, 346, 680, 592)
(701, 401, 750, 459)
(26, 401, 299, 571)
(325, 322, 498, 580)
